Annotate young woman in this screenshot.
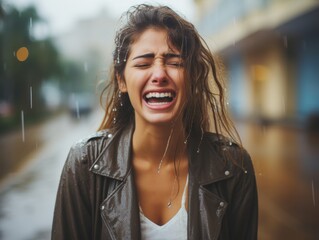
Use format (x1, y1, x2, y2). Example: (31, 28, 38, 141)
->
(52, 4, 258, 240)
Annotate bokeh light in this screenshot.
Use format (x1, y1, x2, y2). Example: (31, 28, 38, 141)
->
(16, 47, 29, 62)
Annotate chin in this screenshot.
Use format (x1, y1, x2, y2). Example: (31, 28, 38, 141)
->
(144, 112, 182, 126)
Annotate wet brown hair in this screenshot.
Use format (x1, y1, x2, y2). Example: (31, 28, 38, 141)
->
(98, 4, 240, 145)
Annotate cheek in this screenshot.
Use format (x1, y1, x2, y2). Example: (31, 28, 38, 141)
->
(126, 71, 149, 90)
(173, 72, 186, 93)
(125, 77, 144, 101)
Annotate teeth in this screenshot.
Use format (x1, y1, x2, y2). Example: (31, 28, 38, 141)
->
(148, 101, 170, 105)
(145, 92, 173, 99)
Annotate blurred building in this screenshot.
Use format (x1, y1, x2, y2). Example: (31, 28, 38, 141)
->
(53, 10, 117, 109)
(194, 0, 319, 126)
(54, 9, 116, 67)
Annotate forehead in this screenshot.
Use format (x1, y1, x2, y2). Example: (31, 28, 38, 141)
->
(130, 27, 179, 54)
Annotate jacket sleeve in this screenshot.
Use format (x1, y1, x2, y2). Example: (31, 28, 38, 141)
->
(229, 151, 258, 240)
(51, 143, 92, 240)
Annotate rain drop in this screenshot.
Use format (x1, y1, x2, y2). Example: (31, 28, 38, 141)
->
(29, 17, 33, 34)
(232, 39, 236, 46)
(281, 96, 286, 114)
(232, 17, 237, 26)
(312, 179, 316, 207)
(30, 86, 33, 109)
(283, 36, 288, 48)
(84, 62, 88, 72)
(76, 100, 80, 119)
(231, 18, 237, 46)
(21, 110, 25, 142)
(260, 123, 267, 135)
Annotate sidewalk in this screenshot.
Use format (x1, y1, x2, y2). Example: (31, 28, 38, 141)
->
(0, 110, 101, 191)
(0, 116, 45, 183)
(0, 110, 101, 240)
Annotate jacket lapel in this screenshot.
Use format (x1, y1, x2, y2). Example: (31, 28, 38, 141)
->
(100, 171, 141, 240)
(188, 133, 233, 239)
(90, 124, 141, 240)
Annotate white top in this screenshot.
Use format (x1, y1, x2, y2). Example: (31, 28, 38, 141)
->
(139, 175, 188, 240)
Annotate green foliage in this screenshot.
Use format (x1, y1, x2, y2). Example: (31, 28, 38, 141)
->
(0, 2, 62, 131)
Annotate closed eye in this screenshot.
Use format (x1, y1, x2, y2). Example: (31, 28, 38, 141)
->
(134, 63, 151, 68)
(165, 54, 183, 67)
(167, 61, 183, 67)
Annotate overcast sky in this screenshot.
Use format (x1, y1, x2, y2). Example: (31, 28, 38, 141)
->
(8, 0, 195, 36)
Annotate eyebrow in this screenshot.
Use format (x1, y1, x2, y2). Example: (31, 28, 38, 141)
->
(132, 52, 182, 60)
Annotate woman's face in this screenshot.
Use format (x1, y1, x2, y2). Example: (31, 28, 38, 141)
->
(119, 28, 186, 128)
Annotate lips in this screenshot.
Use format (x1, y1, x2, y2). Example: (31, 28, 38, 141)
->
(143, 90, 176, 107)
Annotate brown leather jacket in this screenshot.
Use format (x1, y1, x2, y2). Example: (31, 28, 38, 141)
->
(52, 124, 258, 240)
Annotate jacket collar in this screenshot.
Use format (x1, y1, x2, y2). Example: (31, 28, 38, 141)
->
(90, 122, 234, 187)
(90, 122, 234, 239)
(90, 123, 134, 180)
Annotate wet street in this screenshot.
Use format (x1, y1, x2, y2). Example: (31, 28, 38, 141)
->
(0, 113, 318, 239)
(236, 122, 319, 240)
(0, 111, 102, 240)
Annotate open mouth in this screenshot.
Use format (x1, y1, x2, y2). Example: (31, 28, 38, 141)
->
(143, 91, 176, 105)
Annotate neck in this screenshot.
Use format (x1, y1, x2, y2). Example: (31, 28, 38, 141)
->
(132, 122, 186, 167)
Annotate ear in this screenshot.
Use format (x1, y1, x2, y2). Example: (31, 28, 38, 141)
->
(116, 74, 127, 92)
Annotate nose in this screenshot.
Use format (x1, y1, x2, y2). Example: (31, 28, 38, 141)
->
(151, 64, 168, 85)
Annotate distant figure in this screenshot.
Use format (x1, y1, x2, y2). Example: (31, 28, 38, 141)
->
(52, 4, 258, 240)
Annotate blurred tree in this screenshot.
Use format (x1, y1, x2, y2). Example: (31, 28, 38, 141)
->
(61, 60, 91, 94)
(0, 1, 62, 131)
